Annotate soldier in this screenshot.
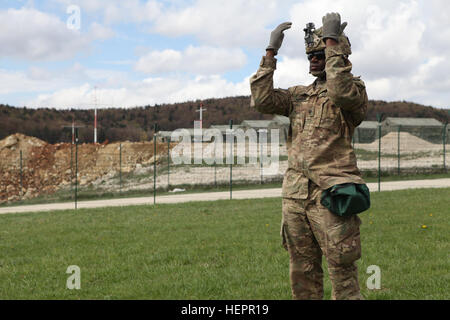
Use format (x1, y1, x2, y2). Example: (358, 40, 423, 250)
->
(250, 13, 369, 300)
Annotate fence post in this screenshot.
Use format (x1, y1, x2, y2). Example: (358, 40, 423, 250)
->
(167, 137, 170, 190)
(119, 143, 122, 194)
(153, 124, 157, 205)
(214, 155, 217, 188)
(70, 142, 73, 196)
(376, 113, 383, 192)
(378, 123, 381, 192)
(444, 123, 448, 172)
(75, 128, 79, 210)
(229, 120, 233, 200)
(215, 137, 218, 188)
(397, 125, 401, 175)
(20, 150, 23, 200)
(259, 132, 263, 185)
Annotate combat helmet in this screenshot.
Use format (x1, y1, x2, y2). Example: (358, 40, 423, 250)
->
(304, 22, 352, 56)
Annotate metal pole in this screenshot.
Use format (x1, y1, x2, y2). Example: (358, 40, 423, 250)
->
(214, 151, 217, 188)
(20, 150, 23, 199)
(444, 123, 448, 172)
(70, 141, 73, 195)
(229, 120, 233, 200)
(397, 125, 401, 175)
(376, 113, 383, 192)
(260, 135, 263, 185)
(119, 143, 122, 194)
(167, 138, 170, 190)
(75, 128, 78, 210)
(153, 124, 157, 205)
(378, 123, 381, 192)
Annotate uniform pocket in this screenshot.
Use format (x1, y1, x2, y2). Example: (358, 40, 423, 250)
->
(317, 98, 341, 132)
(294, 111, 306, 133)
(290, 102, 306, 135)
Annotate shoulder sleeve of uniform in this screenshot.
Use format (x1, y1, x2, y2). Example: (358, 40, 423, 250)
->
(353, 76, 366, 89)
(341, 76, 368, 127)
(250, 56, 291, 116)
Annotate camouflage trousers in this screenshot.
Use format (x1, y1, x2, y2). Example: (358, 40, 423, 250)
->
(281, 180, 363, 300)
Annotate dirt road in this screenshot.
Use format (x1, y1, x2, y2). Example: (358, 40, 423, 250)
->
(0, 178, 449, 215)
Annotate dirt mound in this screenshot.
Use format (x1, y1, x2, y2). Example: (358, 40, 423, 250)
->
(0, 134, 172, 204)
(356, 131, 442, 153)
(0, 133, 47, 167)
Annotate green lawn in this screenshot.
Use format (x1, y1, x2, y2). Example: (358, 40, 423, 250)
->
(0, 188, 448, 300)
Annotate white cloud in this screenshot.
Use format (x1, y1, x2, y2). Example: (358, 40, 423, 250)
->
(0, 7, 114, 61)
(51, 0, 162, 24)
(150, 0, 293, 48)
(0, 69, 52, 95)
(135, 46, 247, 75)
(0, 64, 129, 98)
(30, 84, 93, 108)
(52, 0, 290, 48)
(282, 0, 450, 107)
(352, 1, 426, 79)
(3, 0, 450, 109)
(364, 55, 450, 107)
(273, 57, 315, 89)
(0, 8, 89, 60)
(419, 0, 450, 53)
(25, 75, 252, 108)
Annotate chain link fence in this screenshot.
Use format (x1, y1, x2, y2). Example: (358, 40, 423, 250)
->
(0, 123, 449, 207)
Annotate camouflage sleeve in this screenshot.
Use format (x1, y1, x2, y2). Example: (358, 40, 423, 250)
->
(325, 43, 368, 125)
(249, 56, 292, 116)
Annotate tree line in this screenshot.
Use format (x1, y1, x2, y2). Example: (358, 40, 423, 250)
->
(0, 97, 448, 144)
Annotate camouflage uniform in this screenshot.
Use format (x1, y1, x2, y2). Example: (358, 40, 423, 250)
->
(250, 36, 368, 299)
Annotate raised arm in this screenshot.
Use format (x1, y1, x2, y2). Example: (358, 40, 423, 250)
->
(249, 23, 293, 116)
(322, 13, 368, 124)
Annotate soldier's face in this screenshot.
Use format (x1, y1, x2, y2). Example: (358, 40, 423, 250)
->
(308, 51, 326, 73)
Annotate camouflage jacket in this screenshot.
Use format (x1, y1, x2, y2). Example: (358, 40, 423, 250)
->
(250, 43, 368, 199)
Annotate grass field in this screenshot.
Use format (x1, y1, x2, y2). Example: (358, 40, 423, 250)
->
(0, 188, 448, 300)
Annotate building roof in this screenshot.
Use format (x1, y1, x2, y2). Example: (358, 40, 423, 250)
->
(384, 117, 443, 127)
(210, 124, 243, 133)
(358, 121, 379, 129)
(240, 120, 274, 128)
(155, 131, 173, 137)
(156, 129, 213, 141)
(272, 115, 290, 125)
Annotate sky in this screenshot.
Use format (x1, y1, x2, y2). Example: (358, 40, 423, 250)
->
(0, 0, 449, 110)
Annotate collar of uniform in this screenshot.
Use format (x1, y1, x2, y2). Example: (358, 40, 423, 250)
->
(314, 77, 326, 87)
(306, 78, 326, 95)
